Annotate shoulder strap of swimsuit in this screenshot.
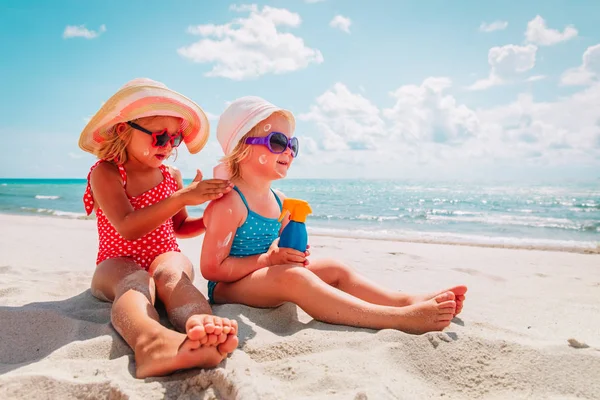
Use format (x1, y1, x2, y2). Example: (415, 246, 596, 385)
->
(270, 188, 283, 211)
(158, 164, 170, 179)
(117, 164, 127, 188)
(159, 164, 177, 189)
(232, 186, 250, 210)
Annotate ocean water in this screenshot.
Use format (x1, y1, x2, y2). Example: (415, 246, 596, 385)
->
(1, 178, 599, 250)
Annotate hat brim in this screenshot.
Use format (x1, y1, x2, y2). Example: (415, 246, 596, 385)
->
(79, 82, 209, 156)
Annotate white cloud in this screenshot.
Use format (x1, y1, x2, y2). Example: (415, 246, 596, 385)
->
(178, 5, 323, 80)
(478, 85, 600, 160)
(63, 24, 106, 39)
(479, 21, 508, 32)
(296, 78, 600, 178)
(298, 83, 385, 151)
(525, 15, 577, 46)
(468, 16, 577, 91)
(468, 44, 537, 90)
(561, 68, 595, 87)
(296, 79, 481, 173)
(526, 75, 546, 82)
(329, 15, 352, 34)
(467, 75, 503, 91)
(383, 77, 479, 145)
(560, 44, 600, 86)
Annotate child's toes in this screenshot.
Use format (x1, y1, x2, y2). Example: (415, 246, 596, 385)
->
(188, 323, 206, 342)
(186, 315, 208, 340)
(221, 318, 232, 335)
(206, 333, 219, 346)
(202, 316, 216, 334)
(217, 333, 239, 356)
(211, 317, 224, 336)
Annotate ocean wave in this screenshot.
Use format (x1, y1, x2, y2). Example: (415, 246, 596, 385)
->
(573, 202, 599, 209)
(427, 214, 598, 232)
(35, 195, 60, 200)
(307, 226, 599, 251)
(308, 209, 599, 233)
(431, 209, 482, 216)
(356, 214, 401, 222)
(569, 207, 597, 213)
(19, 207, 91, 219)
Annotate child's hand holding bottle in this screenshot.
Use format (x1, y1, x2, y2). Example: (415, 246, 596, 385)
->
(266, 238, 310, 267)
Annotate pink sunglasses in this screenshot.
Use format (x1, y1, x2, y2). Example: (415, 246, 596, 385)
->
(127, 121, 183, 148)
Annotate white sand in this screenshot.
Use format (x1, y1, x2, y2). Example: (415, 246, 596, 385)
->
(0, 214, 599, 399)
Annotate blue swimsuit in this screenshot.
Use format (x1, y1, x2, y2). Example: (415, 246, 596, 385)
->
(207, 186, 282, 303)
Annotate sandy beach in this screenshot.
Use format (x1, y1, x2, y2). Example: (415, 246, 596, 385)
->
(0, 213, 599, 399)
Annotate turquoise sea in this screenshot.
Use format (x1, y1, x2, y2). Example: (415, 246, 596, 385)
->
(1, 178, 599, 250)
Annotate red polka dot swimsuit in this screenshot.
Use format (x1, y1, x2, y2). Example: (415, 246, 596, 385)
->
(83, 160, 181, 270)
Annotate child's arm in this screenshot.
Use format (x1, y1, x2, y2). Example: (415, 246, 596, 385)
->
(90, 162, 230, 241)
(170, 167, 206, 239)
(200, 193, 306, 283)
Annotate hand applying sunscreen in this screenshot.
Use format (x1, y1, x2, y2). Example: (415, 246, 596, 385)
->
(278, 198, 312, 252)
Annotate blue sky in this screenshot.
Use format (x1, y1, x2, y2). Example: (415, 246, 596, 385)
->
(1, 0, 599, 180)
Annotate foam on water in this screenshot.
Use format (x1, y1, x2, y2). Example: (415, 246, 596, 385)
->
(308, 226, 599, 251)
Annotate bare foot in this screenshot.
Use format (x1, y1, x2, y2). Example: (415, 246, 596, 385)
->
(217, 329, 239, 357)
(397, 292, 457, 334)
(410, 285, 467, 316)
(134, 327, 225, 379)
(186, 314, 238, 346)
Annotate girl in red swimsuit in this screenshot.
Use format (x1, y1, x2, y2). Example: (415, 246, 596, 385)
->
(79, 78, 238, 378)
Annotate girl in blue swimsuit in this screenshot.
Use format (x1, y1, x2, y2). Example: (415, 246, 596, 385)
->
(200, 96, 467, 334)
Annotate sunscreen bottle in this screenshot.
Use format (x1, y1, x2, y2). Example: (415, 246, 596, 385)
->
(278, 198, 312, 252)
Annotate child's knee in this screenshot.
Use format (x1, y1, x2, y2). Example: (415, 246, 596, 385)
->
(153, 265, 183, 288)
(274, 265, 318, 289)
(150, 252, 193, 281)
(329, 260, 352, 285)
(115, 270, 154, 300)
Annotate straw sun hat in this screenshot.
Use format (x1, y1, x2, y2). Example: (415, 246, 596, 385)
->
(78, 78, 210, 156)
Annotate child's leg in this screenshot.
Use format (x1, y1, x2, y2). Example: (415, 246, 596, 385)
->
(306, 258, 467, 314)
(91, 257, 226, 379)
(212, 264, 456, 334)
(149, 252, 238, 355)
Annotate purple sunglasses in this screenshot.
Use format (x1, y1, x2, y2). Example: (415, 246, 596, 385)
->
(245, 131, 299, 158)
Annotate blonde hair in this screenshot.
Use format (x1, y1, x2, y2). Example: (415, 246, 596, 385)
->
(95, 116, 180, 164)
(95, 124, 133, 164)
(220, 110, 292, 181)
